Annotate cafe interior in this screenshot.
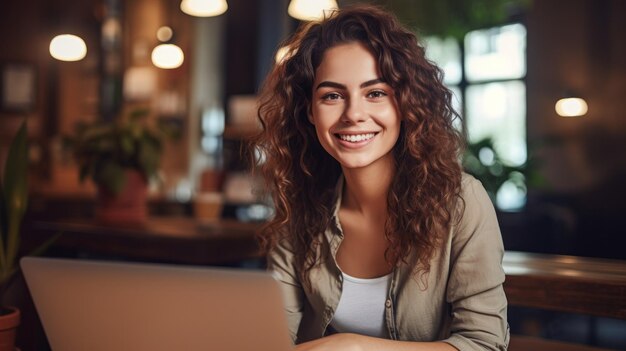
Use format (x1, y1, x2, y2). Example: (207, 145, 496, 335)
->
(1, 0, 625, 350)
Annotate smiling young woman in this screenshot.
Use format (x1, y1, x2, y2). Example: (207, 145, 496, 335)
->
(251, 5, 509, 351)
(310, 42, 401, 174)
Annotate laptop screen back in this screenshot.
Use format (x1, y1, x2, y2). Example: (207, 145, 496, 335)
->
(21, 257, 293, 351)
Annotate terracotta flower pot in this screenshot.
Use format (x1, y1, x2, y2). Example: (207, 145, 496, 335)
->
(96, 170, 148, 224)
(0, 307, 20, 351)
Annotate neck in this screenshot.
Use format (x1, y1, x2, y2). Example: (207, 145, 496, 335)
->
(341, 156, 395, 217)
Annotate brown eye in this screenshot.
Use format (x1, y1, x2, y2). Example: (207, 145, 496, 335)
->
(367, 90, 387, 99)
(322, 93, 342, 100)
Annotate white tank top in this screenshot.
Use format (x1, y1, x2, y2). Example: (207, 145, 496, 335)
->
(330, 271, 392, 338)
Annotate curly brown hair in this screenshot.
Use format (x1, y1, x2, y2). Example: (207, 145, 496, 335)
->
(250, 5, 464, 288)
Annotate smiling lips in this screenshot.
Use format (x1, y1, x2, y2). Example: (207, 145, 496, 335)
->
(335, 132, 378, 143)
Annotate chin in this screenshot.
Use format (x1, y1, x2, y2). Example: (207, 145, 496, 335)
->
(337, 158, 376, 170)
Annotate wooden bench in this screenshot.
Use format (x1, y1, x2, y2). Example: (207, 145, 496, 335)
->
(503, 251, 626, 351)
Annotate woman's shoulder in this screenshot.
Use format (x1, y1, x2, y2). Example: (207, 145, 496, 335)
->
(460, 172, 490, 204)
(456, 172, 497, 225)
(460, 172, 479, 187)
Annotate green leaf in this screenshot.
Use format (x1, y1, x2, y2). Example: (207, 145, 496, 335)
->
(2, 121, 28, 273)
(81, 123, 113, 141)
(3, 122, 28, 218)
(26, 232, 62, 259)
(129, 108, 149, 121)
(138, 141, 160, 179)
(120, 133, 135, 156)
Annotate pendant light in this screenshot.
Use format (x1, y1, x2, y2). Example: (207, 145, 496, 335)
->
(180, 0, 228, 17)
(49, 34, 87, 62)
(287, 0, 338, 21)
(151, 26, 184, 69)
(151, 44, 184, 69)
(47, 1, 89, 62)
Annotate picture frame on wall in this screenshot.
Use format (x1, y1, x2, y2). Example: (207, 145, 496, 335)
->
(1, 63, 36, 113)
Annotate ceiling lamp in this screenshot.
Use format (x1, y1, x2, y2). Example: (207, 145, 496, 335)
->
(151, 26, 184, 69)
(555, 97, 588, 117)
(288, 0, 338, 21)
(180, 0, 228, 17)
(152, 44, 184, 69)
(49, 34, 87, 62)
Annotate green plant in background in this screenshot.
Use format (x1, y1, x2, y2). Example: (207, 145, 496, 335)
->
(463, 138, 526, 204)
(0, 122, 57, 303)
(0, 122, 28, 295)
(383, 0, 532, 39)
(66, 109, 177, 194)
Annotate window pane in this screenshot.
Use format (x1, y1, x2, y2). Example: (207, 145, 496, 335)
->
(201, 108, 225, 154)
(424, 36, 462, 85)
(465, 23, 526, 82)
(466, 80, 526, 166)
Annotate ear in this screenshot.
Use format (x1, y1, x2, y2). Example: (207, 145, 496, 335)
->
(307, 108, 314, 125)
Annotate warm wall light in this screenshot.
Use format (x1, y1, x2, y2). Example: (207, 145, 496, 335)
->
(555, 97, 588, 117)
(180, 0, 227, 17)
(151, 44, 184, 69)
(49, 34, 87, 61)
(288, 0, 338, 21)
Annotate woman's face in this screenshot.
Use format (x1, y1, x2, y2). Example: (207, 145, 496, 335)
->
(309, 42, 401, 171)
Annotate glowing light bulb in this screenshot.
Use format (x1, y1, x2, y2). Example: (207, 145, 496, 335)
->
(49, 34, 87, 61)
(555, 97, 588, 117)
(151, 44, 184, 69)
(180, 0, 228, 17)
(288, 0, 338, 21)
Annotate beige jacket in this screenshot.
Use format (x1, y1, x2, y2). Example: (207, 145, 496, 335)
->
(268, 174, 509, 350)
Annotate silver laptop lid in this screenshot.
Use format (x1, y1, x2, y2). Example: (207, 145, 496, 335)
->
(21, 257, 293, 351)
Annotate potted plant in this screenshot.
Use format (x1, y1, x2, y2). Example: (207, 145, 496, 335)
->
(66, 109, 173, 223)
(462, 137, 526, 204)
(0, 121, 27, 351)
(0, 121, 58, 351)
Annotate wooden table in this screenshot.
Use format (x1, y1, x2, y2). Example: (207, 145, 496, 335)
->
(23, 217, 264, 265)
(503, 251, 626, 320)
(21, 220, 626, 350)
(26, 217, 626, 309)
(24, 216, 626, 317)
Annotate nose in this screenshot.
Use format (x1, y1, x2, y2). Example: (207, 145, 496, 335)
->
(342, 97, 366, 123)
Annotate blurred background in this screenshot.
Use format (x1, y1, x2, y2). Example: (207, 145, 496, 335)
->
(0, 0, 625, 349)
(2, 0, 625, 258)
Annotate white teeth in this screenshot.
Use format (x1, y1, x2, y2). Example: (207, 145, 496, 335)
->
(338, 133, 376, 143)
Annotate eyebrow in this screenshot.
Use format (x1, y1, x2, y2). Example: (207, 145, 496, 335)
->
(315, 78, 386, 91)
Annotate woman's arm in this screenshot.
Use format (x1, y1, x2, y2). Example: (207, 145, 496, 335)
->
(442, 175, 509, 350)
(295, 333, 457, 351)
(267, 237, 305, 343)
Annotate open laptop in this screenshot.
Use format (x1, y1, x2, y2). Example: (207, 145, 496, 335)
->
(21, 257, 293, 351)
